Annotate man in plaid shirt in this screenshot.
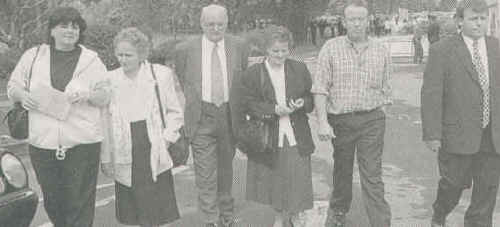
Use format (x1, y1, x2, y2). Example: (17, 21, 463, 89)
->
(312, 0, 392, 226)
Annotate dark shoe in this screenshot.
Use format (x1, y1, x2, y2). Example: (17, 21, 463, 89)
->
(219, 217, 234, 227)
(431, 220, 445, 227)
(205, 222, 219, 227)
(324, 209, 346, 227)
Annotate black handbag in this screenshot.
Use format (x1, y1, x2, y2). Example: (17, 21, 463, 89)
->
(237, 64, 273, 153)
(4, 46, 40, 140)
(150, 63, 189, 167)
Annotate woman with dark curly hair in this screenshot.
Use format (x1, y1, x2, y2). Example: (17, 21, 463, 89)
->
(7, 6, 110, 227)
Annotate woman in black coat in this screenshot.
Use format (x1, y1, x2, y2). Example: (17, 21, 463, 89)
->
(240, 25, 315, 227)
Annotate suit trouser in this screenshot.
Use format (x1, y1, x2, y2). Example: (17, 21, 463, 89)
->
(191, 102, 235, 223)
(327, 109, 391, 227)
(432, 125, 500, 227)
(29, 143, 100, 227)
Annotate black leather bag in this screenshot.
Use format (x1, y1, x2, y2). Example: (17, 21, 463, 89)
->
(4, 46, 40, 140)
(237, 64, 273, 153)
(150, 63, 189, 167)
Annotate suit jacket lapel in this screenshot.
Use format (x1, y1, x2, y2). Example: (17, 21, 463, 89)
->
(225, 36, 234, 88)
(486, 36, 499, 93)
(260, 62, 276, 104)
(284, 59, 295, 99)
(455, 35, 480, 86)
(190, 37, 203, 98)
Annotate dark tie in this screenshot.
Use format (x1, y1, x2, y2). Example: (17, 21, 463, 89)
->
(472, 39, 490, 128)
(211, 43, 224, 106)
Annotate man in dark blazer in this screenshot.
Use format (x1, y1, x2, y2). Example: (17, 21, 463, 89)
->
(421, 0, 500, 226)
(174, 4, 248, 227)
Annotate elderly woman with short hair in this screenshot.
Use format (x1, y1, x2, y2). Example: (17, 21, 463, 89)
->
(101, 27, 183, 227)
(7, 6, 109, 227)
(241, 25, 315, 227)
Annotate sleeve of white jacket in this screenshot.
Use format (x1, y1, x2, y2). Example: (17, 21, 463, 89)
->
(7, 47, 39, 102)
(159, 65, 185, 143)
(87, 57, 111, 107)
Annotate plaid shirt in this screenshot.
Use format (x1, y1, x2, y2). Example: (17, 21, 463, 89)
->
(312, 36, 392, 114)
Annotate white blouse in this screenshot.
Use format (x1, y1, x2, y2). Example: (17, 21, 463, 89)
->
(115, 68, 148, 122)
(265, 60, 297, 147)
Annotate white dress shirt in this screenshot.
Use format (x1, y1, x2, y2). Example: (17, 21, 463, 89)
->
(202, 35, 229, 103)
(265, 60, 297, 147)
(462, 35, 489, 77)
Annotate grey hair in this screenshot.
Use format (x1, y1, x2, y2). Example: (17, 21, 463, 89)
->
(113, 27, 151, 60)
(200, 4, 228, 23)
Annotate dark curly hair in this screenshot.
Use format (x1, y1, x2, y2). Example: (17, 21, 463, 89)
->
(47, 7, 87, 46)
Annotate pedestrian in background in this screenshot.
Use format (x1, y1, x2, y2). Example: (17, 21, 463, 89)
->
(309, 19, 317, 46)
(413, 21, 424, 64)
(427, 15, 441, 44)
(174, 4, 249, 227)
(421, 0, 500, 226)
(313, 0, 393, 226)
(7, 6, 110, 227)
(101, 27, 183, 227)
(241, 25, 315, 227)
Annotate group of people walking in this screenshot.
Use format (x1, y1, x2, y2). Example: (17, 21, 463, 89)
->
(6, 0, 500, 227)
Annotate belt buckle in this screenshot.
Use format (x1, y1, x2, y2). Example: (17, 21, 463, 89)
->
(55, 146, 67, 160)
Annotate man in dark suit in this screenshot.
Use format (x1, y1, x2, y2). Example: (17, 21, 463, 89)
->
(421, 0, 500, 226)
(174, 4, 248, 227)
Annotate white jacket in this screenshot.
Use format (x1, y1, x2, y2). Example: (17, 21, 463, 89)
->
(101, 62, 184, 186)
(7, 44, 109, 149)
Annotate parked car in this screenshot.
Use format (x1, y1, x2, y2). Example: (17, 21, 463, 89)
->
(0, 149, 37, 227)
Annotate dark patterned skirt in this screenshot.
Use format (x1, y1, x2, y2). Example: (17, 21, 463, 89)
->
(246, 139, 314, 215)
(115, 120, 180, 226)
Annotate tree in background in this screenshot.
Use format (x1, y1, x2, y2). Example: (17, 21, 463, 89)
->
(0, 0, 99, 49)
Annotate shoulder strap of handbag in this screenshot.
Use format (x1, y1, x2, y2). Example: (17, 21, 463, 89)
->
(149, 63, 167, 129)
(259, 62, 266, 96)
(27, 45, 41, 91)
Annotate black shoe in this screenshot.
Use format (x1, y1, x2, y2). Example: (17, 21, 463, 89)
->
(431, 220, 445, 227)
(431, 212, 446, 227)
(219, 217, 234, 227)
(205, 222, 219, 227)
(324, 209, 346, 227)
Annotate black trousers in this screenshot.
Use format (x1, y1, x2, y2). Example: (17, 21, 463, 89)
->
(328, 109, 391, 227)
(29, 143, 100, 227)
(433, 125, 500, 227)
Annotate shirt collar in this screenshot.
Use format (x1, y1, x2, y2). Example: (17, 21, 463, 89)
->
(264, 58, 285, 72)
(344, 35, 374, 49)
(462, 34, 485, 49)
(202, 35, 225, 50)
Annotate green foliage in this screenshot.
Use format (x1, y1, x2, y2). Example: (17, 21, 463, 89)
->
(83, 24, 119, 70)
